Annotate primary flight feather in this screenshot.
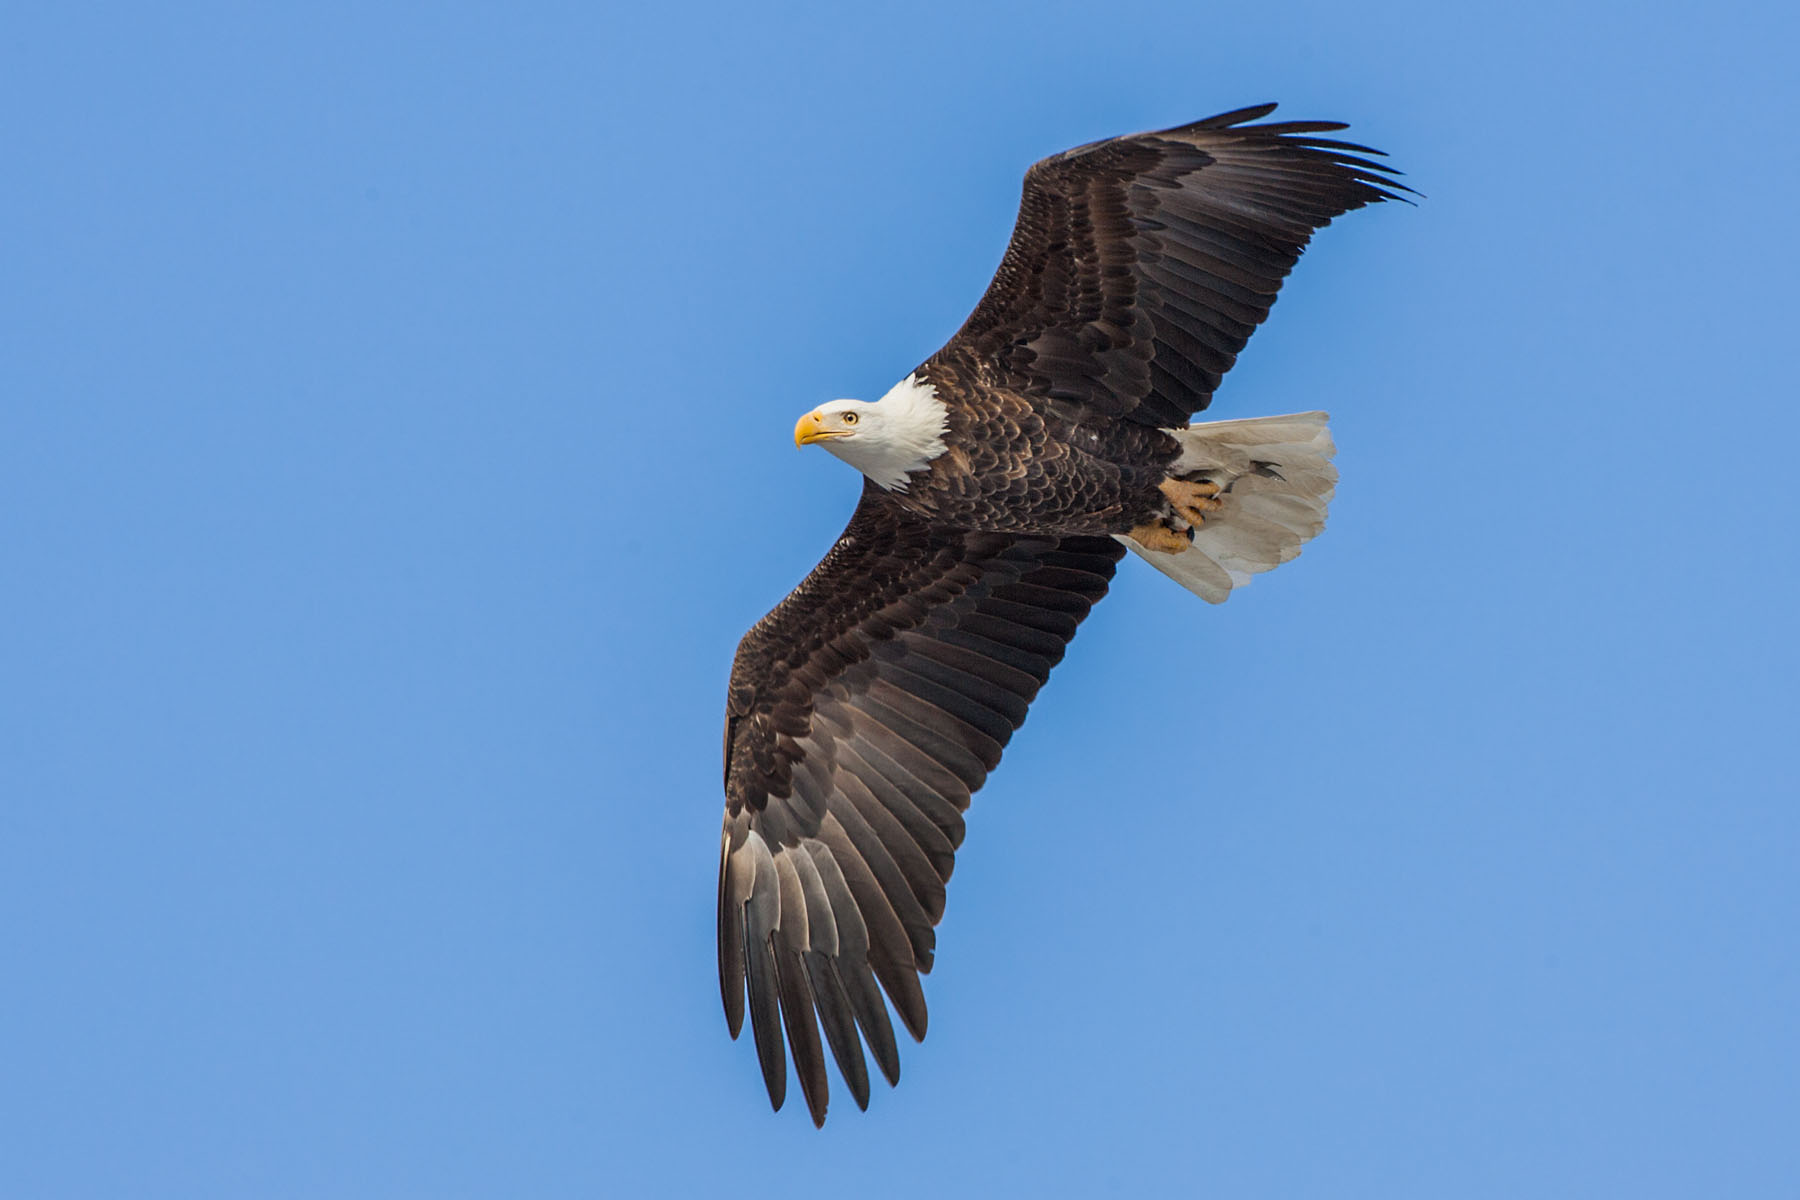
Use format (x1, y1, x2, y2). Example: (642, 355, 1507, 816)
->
(718, 103, 1408, 1125)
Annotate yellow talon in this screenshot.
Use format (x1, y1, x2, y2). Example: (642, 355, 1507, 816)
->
(1160, 478, 1224, 527)
(1126, 520, 1191, 554)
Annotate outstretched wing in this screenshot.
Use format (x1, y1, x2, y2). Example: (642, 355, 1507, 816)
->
(926, 103, 1410, 428)
(719, 485, 1124, 1125)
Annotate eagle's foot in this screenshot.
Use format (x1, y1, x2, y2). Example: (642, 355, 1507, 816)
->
(1160, 478, 1223, 527)
(1126, 519, 1191, 555)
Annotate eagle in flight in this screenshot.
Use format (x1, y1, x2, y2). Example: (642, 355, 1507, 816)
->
(717, 104, 1406, 1125)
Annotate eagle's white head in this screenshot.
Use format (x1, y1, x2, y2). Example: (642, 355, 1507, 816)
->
(793, 374, 950, 491)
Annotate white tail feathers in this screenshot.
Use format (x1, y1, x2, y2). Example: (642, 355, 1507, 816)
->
(1117, 411, 1337, 604)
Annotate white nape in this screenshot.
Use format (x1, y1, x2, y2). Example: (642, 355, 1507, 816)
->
(814, 374, 949, 491)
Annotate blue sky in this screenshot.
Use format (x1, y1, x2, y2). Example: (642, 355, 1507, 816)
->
(3, 1, 1795, 1196)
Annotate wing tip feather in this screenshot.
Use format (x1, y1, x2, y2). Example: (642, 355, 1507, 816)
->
(1193, 101, 1281, 128)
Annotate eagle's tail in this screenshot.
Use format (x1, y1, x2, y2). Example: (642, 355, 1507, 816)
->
(1117, 411, 1337, 604)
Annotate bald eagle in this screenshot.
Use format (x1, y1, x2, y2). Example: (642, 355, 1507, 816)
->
(718, 104, 1407, 1125)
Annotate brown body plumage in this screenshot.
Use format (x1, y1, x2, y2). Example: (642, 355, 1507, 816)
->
(895, 364, 1179, 535)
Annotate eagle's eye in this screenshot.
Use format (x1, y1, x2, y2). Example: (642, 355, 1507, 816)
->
(842, 412, 859, 425)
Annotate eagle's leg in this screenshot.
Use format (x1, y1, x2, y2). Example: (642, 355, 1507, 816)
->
(1123, 518, 1195, 550)
(1160, 478, 1223, 527)
(1124, 517, 1191, 554)
(1125, 478, 1223, 553)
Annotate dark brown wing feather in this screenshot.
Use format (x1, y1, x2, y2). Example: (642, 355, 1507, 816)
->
(925, 103, 1412, 428)
(718, 485, 1124, 1125)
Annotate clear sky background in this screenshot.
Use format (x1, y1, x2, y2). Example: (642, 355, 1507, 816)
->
(4, 2, 1795, 1196)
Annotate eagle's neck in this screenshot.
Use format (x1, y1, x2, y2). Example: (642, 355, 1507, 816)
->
(835, 373, 949, 491)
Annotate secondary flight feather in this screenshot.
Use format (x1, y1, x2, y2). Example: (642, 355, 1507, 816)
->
(718, 103, 1408, 1125)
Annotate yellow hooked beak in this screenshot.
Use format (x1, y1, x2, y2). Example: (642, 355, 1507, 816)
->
(794, 410, 846, 448)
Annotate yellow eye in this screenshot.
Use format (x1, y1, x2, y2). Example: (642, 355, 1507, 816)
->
(842, 412, 859, 425)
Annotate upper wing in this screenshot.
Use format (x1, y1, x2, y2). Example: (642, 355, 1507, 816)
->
(719, 485, 1124, 1125)
(925, 103, 1410, 428)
